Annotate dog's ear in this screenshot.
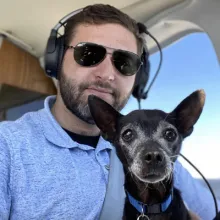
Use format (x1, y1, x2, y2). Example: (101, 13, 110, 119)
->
(88, 95, 122, 141)
(169, 89, 205, 138)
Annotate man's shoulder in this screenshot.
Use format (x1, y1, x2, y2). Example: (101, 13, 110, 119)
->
(0, 109, 44, 140)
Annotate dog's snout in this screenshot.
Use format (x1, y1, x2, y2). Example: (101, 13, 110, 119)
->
(144, 151, 164, 164)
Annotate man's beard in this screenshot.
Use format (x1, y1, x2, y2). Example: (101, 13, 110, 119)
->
(59, 72, 132, 124)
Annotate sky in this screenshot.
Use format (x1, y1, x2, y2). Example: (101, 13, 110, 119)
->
(121, 33, 220, 179)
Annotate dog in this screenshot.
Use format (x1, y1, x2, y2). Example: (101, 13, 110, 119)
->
(214, 212, 220, 220)
(88, 89, 206, 220)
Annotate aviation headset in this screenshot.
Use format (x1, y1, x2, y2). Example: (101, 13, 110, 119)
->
(44, 7, 150, 101)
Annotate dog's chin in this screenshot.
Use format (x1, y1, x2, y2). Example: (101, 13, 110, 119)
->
(134, 172, 169, 184)
(130, 159, 173, 184)
(131, 165, 173, 184)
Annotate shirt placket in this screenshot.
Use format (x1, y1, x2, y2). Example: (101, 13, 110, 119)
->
(95, 149, 111, 183)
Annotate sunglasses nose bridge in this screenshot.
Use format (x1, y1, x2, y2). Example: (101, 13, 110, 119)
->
(94, 55, 117, 81)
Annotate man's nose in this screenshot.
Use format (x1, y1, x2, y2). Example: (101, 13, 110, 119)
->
(93, 55, 116, 81)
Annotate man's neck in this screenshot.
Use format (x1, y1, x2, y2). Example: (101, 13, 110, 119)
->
(51, 98, 100, 136)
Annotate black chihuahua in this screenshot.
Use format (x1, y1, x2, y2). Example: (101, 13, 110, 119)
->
(88, 89, 206, 220)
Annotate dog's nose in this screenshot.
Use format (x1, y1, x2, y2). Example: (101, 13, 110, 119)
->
(144, 151, 164, 164)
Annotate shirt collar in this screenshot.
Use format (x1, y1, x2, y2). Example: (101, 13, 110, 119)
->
(38, 95, 113, 151)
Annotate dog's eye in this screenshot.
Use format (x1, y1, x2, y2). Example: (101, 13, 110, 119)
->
(163, 128, 176, 142)
(122, 129, 133, 142)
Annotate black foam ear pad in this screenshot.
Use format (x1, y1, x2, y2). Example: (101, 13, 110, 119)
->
(44, 31, 65, 79)
(132, 49, 150, 100)
(56, 36, 66, 80)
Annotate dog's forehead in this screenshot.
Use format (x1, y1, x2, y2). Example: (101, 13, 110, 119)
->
(119, 109, 168, 129)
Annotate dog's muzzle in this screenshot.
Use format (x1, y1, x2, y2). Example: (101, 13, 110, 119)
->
(130, 142, 172, 183)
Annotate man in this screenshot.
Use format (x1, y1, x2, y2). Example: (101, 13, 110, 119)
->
(0, 3, 219, 220)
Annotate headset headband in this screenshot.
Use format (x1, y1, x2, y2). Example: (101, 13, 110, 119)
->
(53, 8, 83, 32)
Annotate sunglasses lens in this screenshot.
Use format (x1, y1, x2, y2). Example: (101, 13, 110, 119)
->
(112, 51, 142, 76)
(73, 43, 106, 66)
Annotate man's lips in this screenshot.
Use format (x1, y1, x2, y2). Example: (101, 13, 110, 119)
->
(86, 87, 113, 95)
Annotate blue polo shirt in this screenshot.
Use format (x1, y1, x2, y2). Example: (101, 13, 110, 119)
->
(0, 96, 113, 220)
(0, 96, 219, 220)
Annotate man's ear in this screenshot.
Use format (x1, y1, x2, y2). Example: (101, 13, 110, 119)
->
(88, 95, 122, 141)
(169, 89, 206, 138)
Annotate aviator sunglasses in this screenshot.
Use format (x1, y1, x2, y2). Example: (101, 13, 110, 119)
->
(66, 42, 143, 76)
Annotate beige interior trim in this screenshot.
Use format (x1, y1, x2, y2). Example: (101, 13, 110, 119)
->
(122, 0, 187, 23)
(0, 36, 3, 48)
(0, 29, 37, 56)
(144, 19, 204, 54)
(0, 38, 56, 94)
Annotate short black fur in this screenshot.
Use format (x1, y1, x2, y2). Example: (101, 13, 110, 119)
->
(88, 89, 206, 220)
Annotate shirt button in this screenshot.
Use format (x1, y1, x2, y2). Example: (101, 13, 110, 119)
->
(105, 165, 110, 170)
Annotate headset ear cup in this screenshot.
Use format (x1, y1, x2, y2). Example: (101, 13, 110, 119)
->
(56, 36, 65, 80)
(132, 50, 150, 100)
(44, 33, 65, 79)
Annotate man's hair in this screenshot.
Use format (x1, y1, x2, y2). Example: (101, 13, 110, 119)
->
(64, 4, 146, 55)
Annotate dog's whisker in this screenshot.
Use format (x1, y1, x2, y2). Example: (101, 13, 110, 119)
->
(164, 164, 173, 184)
(125, 170, 131, 178)
(140, 184, 148, 196)
(154, 184, 162, 194)
(122, 148, 140, 187)
(162, 113, 170, 122)
(162, 113, 177, 122)
(120, 147, 129, 164)
(160, 181, 166, 193)
(147, 184, 154, 190)
(164, 175, 171, 184)
(170, 155, 179, 158)
(127, 168, 140, 186)
(120, 147, 140, 185)
(167, 170, 173, 184)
